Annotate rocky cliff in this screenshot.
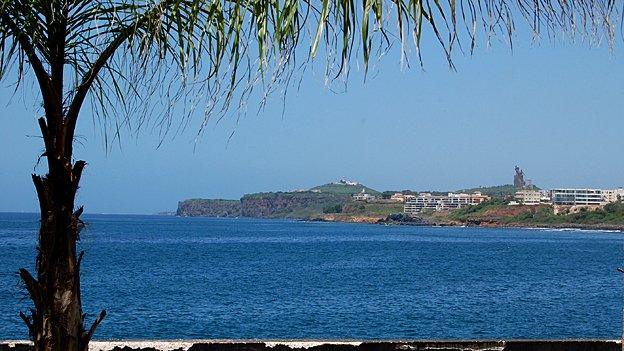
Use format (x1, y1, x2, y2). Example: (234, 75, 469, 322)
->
(176, 199, 241, 217)
(240, 192, 349, 218)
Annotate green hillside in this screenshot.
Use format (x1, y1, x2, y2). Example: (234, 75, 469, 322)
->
(310, 182, 380, 196)
(446, 198, 624, 229)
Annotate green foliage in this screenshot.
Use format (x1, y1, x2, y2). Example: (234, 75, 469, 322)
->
(605, 201, 624, 214)
(342, 201, 403, 216)
(449, 198, 508, 221)
(449, 199, 624, 227)
(323, 204, 343, 214)
(381, 191, 394, 199)
(1, 1, 620, 143)
(310, 183, 380, 196)
(511, 202, 624, 226)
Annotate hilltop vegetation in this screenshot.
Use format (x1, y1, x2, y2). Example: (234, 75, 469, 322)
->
(310, 182, 381, 196)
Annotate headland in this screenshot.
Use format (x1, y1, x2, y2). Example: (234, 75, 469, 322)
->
(176, 177, 624, 232)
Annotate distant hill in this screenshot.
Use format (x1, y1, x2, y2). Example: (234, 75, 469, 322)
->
(310, 182, 380, 196)
(455, 184, 538, 198)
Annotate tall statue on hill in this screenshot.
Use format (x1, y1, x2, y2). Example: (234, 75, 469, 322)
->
(514, 166, 526, 188)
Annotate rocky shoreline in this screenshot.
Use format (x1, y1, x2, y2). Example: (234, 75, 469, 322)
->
(304, 214, 624, 232)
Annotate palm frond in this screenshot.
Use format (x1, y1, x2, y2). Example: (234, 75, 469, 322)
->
(0, 0, 621, 144)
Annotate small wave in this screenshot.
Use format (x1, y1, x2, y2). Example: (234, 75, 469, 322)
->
(524, 227, 623, 234)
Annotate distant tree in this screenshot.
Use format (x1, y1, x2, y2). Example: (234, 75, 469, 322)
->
(0, 1, 620, 351)
(381, 191, 395, 199)
(323, 204, 343, 214)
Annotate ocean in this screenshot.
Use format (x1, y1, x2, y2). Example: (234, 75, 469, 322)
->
(0, 212, 622, 340)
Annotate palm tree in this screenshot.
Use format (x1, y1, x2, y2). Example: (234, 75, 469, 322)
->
(0, 1, 620, 351)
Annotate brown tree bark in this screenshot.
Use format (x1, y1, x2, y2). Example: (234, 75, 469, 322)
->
(19, 118, 105, 351)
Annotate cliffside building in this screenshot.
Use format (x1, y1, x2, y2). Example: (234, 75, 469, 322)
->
(514, 190, 541, 205)
(602, 188, 624, 203)
(390, 193, 410, 202)
(353, 189, 376, 201)
(404, 192, 490, 214)
(551, 189, 604, 206)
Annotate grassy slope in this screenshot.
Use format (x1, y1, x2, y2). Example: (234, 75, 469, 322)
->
(508, 201, 624, 226)
(342, 201, 404, 216)
(448, 198, 510, 221)
(310, 183, 381, 196)
(447, 199, 624, 227)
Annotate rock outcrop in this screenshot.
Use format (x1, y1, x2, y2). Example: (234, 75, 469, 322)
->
(176, 199, 241, 217)
(240, 192, 349, 218)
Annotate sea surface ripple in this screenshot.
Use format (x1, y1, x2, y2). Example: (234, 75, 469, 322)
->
(0, 213, 622, 340)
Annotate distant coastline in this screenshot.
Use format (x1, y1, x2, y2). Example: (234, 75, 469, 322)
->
(305, 213, 624, 232)
(177, 180, 624, 233)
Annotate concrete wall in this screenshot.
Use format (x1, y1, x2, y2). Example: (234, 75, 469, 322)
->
(0, 340, 621, 351)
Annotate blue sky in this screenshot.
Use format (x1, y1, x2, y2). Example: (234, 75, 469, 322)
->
(1, 33, 623, 214)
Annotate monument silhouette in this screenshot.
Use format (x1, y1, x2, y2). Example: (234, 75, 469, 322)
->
(514, 166, 526, 188)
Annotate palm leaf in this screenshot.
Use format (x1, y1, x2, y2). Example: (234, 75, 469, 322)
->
(0, 0, 620, 142)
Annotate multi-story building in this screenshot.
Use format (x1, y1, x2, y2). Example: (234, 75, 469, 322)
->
(602, 188, 624, 203)
(352, 189, 376, 201)
(515, 190, 541, 205)
(539, 190, 552, 204)
(602, 189, 618, 203)
(390, 193, 406, 202)
(551, 189, 604, 206)
(404, 192, 489, 215)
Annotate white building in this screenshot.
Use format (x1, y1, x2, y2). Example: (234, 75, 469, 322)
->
(515, 190, 541, 205)
(404, 192, 489, 215)
(602, 189, 618, 203)
(540, 190, 552, 204)
(551, 189, 604, 206)
(352, 189, 376, 201)
(602, 188, 624, 203)
(390, 193, 407, 202)
(338, 178, 359, 186)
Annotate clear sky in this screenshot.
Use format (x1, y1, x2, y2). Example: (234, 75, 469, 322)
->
(1, 31, 623, 214)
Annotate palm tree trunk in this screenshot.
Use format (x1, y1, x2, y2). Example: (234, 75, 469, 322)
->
(19, 118, 104, 351)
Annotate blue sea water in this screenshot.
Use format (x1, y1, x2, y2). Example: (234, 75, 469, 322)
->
(0, 212, 623, 340)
